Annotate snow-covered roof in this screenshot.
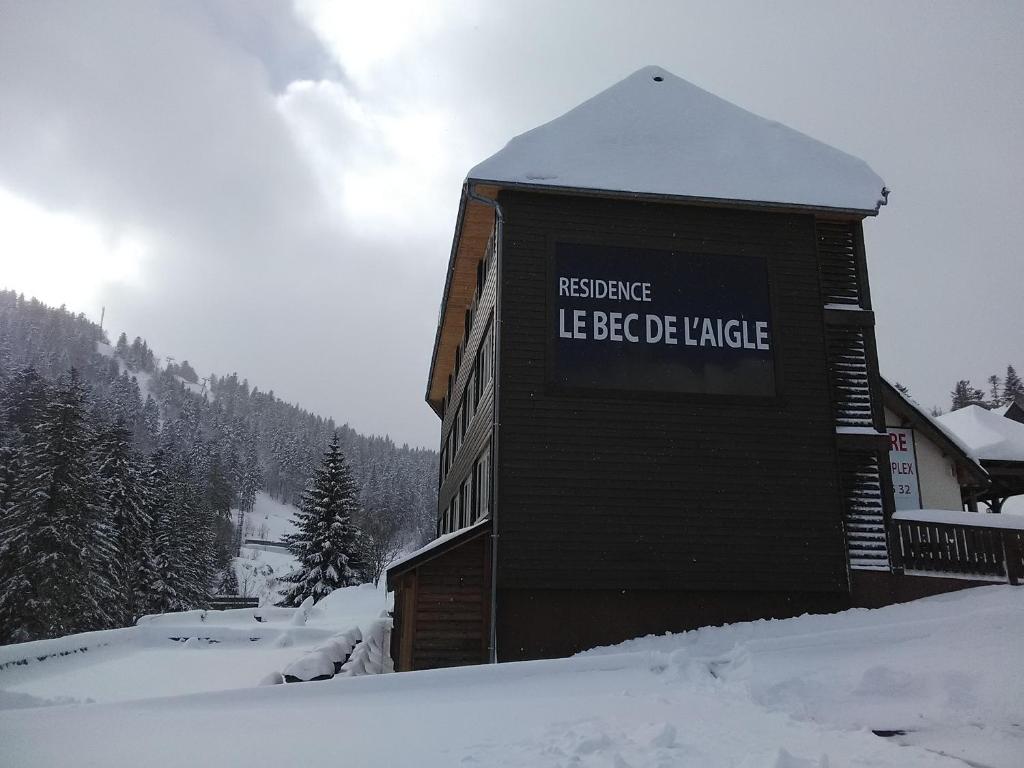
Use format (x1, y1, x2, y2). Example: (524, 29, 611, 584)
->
(386, 518, 491, 577)
(937, 405, 1024, 463)
(468, 66, 887, 214)
(881, 379, 986, 480)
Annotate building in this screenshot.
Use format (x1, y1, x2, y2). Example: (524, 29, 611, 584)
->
(387, 66, 1022, 671)
(881, 379, 988, 512)
(937, 403, 1024, 512)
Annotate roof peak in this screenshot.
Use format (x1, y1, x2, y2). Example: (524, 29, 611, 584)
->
(469, 65, 887, 214)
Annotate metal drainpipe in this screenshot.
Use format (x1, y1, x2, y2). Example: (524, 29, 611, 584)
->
(467, 183, 503, 664)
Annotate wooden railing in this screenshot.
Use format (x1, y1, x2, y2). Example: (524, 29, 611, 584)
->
(208, 595, 260, 611)
(893, 510, 1023, 585)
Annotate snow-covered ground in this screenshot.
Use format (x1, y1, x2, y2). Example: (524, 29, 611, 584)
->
(234, 492, 301, 605)
(241, 492, 298, 543)
(1, 585, 1021, 767)
(0, 584, 387, 708)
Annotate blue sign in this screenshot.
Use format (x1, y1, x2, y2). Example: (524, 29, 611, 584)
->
(551, 242, 775, 396)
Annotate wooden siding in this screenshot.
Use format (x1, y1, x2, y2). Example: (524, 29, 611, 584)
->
(495, 191, 849, 593)
(392, 531, 490, 671)
(438, 248, 498, 519)
(428, 194, 497, 411)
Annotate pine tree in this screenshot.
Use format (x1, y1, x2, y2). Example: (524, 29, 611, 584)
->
(137, 450, 180, 615)
(950, 380, 986, 411)
(893, 382, 911, 397)
(115, 332, 129, 358)
(0, 370, 116, 641)
(1004, 365, 1024, 405)
(95, 419, 150, 625)
(987, 374, 1003, 407)
(278, 435, 364, 606)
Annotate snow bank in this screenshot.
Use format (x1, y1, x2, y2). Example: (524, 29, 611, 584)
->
(3, 586, 1020, 767)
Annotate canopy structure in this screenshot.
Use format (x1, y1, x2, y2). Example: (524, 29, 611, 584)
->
(937, 405, 1024, 511)
(427, 65, 888, 410)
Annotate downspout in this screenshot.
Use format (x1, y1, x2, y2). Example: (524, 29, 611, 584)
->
(467, 183, 503, 664)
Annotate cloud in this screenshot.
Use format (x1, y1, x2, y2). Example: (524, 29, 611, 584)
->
(0, 0, 1021, 446)
(0, 0, 444, 445)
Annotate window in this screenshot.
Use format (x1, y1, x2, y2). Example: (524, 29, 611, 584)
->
(474, 446, 491, 522)
(457, 479, 468, 529)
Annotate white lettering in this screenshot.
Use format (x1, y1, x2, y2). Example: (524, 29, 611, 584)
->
(558, 308, 573, 338)
(609, 312, 623, 342)
(755, 321, 770, 350)
(646, 314, 663, 342)
(724, 319, 741, 348)
(664, 315, 677, 345)
(624, 313, 640, 342)
(573, 309, 587, 339)
(700, 318, 717, 347)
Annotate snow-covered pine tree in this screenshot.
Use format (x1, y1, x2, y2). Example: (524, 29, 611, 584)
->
(1004, 365, 1023, 405)
(278, 434, 364, 606)
(136, 449, 187, 615)
(95, 419, 151, 625)
(0, 370, 116, 642)
(0, 444, 19, 514)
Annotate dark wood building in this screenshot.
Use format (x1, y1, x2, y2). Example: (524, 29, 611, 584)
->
(387, 66, 1018, 671)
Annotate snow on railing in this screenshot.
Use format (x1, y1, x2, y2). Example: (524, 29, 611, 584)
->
(282, 627, 363, 682)
(0, 626, 138, 675)
(278, 615, 394, 683)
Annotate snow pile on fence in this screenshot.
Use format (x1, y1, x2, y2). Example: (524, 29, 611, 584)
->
(338, 617, 392, 677)
(280, 615, 393, 682)
(281, 627, 362, 682)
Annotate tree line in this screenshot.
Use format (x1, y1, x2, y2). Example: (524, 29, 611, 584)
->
(948, 364, 1023, 412)
(0, 290, 438, 644)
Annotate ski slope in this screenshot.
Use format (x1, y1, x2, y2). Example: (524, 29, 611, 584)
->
(1, 585, 1020, 767)
(235, 492, 301, 605)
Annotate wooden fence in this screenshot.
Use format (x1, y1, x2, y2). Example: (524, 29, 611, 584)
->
(893, 515, 1023, 585)
(208, 595, 260, 611)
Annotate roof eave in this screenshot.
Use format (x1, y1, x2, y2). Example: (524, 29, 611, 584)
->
(465, 176, 886, 217)
(424, 183, 471, 417)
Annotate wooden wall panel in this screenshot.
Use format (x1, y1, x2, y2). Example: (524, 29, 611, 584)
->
(495, 191, 848, 593)
(410, 533, 489, 670)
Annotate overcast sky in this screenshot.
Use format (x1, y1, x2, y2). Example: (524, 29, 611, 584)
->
(1, 1, 1022, 448)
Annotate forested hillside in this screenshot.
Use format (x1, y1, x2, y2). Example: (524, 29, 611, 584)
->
(0, 290, 437, 643)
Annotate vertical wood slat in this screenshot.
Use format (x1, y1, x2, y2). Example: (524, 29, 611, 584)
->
(839, 450, 889, 571)
(892, 518, 1020, 581)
